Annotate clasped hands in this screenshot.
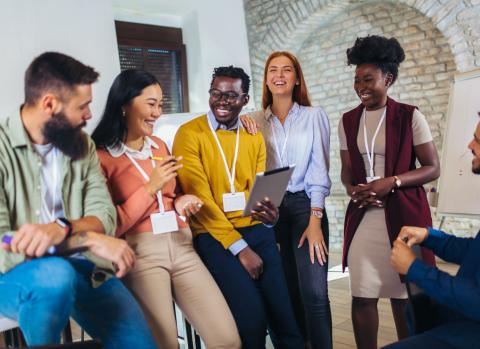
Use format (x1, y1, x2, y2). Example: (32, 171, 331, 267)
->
(348, 176, 396, 208)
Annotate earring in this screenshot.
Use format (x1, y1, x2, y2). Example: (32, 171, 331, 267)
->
(122, 110, 126, 117)
(296, 81, 300, 85)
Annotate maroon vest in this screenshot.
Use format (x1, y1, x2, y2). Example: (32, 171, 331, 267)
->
(342, 97, 435, 269)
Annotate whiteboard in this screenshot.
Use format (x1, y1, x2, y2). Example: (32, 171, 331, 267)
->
(437, 69, 480, 217)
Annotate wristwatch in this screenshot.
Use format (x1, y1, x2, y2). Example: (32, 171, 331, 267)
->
(311, 209, 324, 219)
(55, 217, 73, 237)
(393, 175, 402, 189)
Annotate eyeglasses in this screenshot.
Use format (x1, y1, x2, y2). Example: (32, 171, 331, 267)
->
(209, 89, 247, 103)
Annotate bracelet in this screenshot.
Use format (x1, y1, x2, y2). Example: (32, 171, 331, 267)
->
(311, 209, 323, 219)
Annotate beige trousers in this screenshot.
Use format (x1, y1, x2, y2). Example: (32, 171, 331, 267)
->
(123, 228, 240, 349)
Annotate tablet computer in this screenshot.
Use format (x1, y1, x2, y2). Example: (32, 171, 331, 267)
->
(242, 165, 295, 217)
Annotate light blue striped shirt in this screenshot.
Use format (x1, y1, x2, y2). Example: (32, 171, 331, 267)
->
(251, 102, 331, 208)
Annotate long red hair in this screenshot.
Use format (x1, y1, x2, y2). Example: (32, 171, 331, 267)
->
(261, 51, 311, 110)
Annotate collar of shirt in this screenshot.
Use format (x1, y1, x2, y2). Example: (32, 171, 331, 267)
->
(207, 110, 240, 131)
(107, 136, 160, 159)
(264, 102, 300, 122)
(10, 108, 59, 157)
(9, 106, 37, 148)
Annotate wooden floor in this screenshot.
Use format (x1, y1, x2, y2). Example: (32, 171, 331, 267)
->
(328, 252, 457, 349)
(4, 253, 457, 349)
(329, 266, 398, 349)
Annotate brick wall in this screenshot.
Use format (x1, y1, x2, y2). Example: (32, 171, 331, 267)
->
(245, 0, 480, 251)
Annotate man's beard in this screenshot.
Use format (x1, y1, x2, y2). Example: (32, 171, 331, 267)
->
(43, 112, 88, 160)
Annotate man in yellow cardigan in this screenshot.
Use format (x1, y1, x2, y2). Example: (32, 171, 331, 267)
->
(173, 66, 303, 349)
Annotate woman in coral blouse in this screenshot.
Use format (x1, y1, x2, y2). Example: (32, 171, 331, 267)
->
(92, 69, 240, 349)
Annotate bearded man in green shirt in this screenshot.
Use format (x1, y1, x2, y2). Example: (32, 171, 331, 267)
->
(0, 52, 156, 349)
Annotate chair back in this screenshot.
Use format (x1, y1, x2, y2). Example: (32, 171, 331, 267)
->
(406, 245, 441, 334)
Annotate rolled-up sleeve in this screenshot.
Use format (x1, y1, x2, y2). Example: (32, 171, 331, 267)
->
(305, 107, 331, 208)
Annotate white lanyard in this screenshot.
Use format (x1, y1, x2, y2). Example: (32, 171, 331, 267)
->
(207, 118, 241, 193)
(270, 118, 291, 167)
(125, 151, 166, 213)
(363, 107, 387, 178)
(41, 148, 58, 222)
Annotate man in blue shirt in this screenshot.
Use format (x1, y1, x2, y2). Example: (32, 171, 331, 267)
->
(384, 116, 480, 348)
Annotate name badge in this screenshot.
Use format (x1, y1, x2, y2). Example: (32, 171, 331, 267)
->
(366, 176, 381, 183)
(222, 192, 246, 212)
(150, 211, 179, 235)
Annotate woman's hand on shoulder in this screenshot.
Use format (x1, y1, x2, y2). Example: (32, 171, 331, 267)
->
(240, 114, 259, 135)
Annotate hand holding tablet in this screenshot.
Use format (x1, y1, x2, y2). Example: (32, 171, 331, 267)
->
(243, 165, 295, 217)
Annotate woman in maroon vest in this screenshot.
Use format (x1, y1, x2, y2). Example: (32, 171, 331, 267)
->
(338, 35, 440, 349)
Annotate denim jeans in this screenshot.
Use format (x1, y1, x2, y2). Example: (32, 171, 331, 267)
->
(274, 191, 333, 349)
(194, 224, 304, 349)
(0, 257, 156, 349)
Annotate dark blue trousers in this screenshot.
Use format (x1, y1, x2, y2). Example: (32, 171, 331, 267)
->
(275, 191, 332, 349)
(194, 224, 304, 349)
(381, 320, 480, 349)
(381, 334, 456, 349)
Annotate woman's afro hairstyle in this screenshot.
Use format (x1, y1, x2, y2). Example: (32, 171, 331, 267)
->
(346, 35, 405, 84)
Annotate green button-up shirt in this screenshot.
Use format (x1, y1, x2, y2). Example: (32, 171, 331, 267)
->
(0, 109, 117, 276)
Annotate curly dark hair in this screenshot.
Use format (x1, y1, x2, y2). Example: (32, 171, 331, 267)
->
(346, 35, 405, 84)
(210, 66, 251, 94)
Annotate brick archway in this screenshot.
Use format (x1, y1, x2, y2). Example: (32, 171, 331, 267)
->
(246, 0, 480, 106)
(244, 0, 480, 248)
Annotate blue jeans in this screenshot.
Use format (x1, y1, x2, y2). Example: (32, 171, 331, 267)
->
(274, 191, 332, 349)
(0, 257, 157, 349)
(194, 224, 304, 349)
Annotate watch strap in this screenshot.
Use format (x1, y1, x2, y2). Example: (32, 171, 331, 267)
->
(55, 217, 73, 237)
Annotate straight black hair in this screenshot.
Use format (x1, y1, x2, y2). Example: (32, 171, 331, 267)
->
(92, 69, 160, 149)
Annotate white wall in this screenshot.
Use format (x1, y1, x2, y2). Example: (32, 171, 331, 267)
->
(0, 0, 121, 132)
(113, 0, 253, 113)
(0, 0, 253, 129)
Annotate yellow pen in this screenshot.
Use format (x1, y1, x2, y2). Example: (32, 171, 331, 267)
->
(151, 156, 163, 161)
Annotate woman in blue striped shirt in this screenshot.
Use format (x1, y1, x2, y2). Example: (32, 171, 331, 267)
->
(249, 51, 332, 349)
